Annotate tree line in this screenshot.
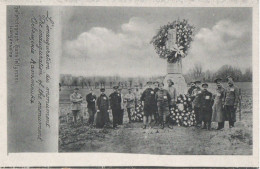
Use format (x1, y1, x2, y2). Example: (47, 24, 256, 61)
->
(60, 64, 252, 88)
(184, 64, 252, 83)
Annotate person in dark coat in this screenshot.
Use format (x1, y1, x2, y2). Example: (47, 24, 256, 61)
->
(96, 88, 109, 128)
(212, 78, 226, 130)
(86, 88, 96, 125)
(191, 81, 202, 127)
(224, 77, 239, 128)
(118, 87, 124, 125)
(140, 81, 157, 129)
(155, 82, 172, 129)
(109, 86, 122, 128)
(153, 80, 160, 125)
(200, 83, 214, 130)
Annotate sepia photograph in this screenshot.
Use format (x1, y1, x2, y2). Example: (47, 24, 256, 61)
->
(58, 7, 253, 155)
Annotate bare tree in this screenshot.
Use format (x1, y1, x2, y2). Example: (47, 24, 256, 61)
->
(192, 63, 203, 79)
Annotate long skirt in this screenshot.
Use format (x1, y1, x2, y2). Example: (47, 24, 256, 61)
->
(212, 99, 225, 122)
(96, 110, 108, 128)
(201, 107, 212, 122)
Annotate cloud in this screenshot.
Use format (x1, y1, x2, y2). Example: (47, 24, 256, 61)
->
(61, 18, 252, 77)
(61, 17, 166, 77)
(183, 19, 251, 73)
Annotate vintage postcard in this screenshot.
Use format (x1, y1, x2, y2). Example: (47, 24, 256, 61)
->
(0, 0, 259, 167)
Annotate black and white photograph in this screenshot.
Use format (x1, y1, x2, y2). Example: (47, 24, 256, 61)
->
(58, 7, 253, 155)
(3, 0, 259, 167)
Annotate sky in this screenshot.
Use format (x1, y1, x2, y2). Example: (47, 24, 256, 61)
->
(60, 7, 252, 77)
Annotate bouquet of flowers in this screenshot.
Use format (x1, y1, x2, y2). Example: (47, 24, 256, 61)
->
(150, 19, 195, 63)
(131, 103, 144, 122)
(169, 94, 196, 127)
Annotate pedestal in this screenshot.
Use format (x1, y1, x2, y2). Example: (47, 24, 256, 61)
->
(164, 60, 187, 96)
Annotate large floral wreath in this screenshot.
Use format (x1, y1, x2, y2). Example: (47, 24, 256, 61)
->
(150, 19, 195, 63)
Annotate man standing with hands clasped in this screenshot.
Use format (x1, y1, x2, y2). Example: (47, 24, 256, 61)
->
(70, 88, 83, 124)
(200, 83, 214, 130)
(224, 76, 239, 128)
(86, 88, 96, 126)
(109, 86, 122, 129)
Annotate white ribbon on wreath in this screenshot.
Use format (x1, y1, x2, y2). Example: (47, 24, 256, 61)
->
(171, 44, 185, 57)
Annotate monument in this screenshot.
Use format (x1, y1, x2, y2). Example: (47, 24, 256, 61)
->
(150, 20, 195, 125)
(163, 28, 187, 96)
(150, 19, 194, 96)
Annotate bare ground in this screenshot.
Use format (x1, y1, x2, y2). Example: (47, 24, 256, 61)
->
(59, 111, 252, 155)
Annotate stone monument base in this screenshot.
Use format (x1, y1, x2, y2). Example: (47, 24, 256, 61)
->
(164, 73, 187, 96)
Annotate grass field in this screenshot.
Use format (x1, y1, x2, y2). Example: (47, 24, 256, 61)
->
(59, 82, 253, 154)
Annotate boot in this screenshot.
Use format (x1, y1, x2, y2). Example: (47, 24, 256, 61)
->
(207, 122, 211, 130)
(167, 124, 173, 129)
(201, 123, 207, 129)
(217, 122, 224, 130)
(160, 122, 165, 129)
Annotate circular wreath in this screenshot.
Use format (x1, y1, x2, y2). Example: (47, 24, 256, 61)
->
(150, 19, 195, 63)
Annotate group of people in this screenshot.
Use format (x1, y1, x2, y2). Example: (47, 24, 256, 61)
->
(69, 75, 240, 130)
(188, 76, 240, 130)
(69, 79, 177, 129)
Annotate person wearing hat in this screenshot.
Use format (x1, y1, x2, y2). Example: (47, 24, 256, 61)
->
(86, 87, 97, 126)
(153, 80, 160, 93)
(109, 86, 122, 128)
(166, 79, 177, 106)
(227, 75, 234, 82)
(191, 81, 202, 127)
(140, 81, 157, 129)
(212, 78, 226, 130)
(200, 83, 214, 130)
(188, 81, 196, 96)
(70, 88, 83, 124)
(223, 78, 239, 128)
(118, 87, 125, 125)
(153, 80, 160, 124)
(155, 82, 172, 129)
(96, 88, 109, 128)
(134, 84, 142, 106)
(124, 88, 135, 123)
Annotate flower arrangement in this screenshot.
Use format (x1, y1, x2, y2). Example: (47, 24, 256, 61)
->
(131, 103, 144, 122)
(169, 94, 196, 127)
(150, 19, 195, 63)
